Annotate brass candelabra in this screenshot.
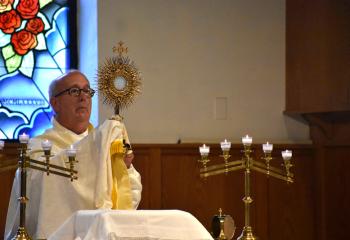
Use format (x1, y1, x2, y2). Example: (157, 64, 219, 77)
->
(198, 136, 294, 240)
(0, 136, 78, 240)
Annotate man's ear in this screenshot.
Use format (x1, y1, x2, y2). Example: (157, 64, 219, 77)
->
(50, 97, 59, 113)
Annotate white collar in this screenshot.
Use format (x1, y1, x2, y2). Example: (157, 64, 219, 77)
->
(51, 118, 89, 138)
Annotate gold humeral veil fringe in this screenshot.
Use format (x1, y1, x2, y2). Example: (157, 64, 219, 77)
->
(110, 139, 132, 209)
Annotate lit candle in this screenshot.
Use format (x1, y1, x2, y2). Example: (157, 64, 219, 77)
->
(242, 135, 252, 146)
(41, 139, 52, 151)
(262, 142, 273, 153)
(19, 133, 29, 144)
(66, 145, 77, 157)
(220, 139, 231, 151)
(0, 140, 4, 150)
(199, 144, 210, 156)
(281, 150, 292, 160)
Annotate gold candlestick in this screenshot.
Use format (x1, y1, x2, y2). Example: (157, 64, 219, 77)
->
(220, 150, 231, 174)
(6, 140, 79, 240)
(236, 146, 257, 240)
(198, 144, 210, 171)
(198, 138, 294, 240)
(13, 143, 31, 240)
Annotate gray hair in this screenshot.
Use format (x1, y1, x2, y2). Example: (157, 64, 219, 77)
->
(48, 70, 82, 98)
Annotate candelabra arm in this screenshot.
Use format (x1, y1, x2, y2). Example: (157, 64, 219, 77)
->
(200, 160, 243, 173)
(253, 160, 289, 177)
(251, 160, 267, 169)
(200, 165, 245, 178)
(28, 158, 78, 174)
(29, 165, 78, 180)
(28, 149, 44, 155)
(251, 165, 293, 183)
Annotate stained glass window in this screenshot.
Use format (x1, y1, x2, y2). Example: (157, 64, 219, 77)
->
(0, 0, 77, 140)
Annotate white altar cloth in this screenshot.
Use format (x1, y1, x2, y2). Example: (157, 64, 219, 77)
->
(48, 209, 213, 240)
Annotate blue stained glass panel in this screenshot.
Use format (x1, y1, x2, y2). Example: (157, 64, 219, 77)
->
(0, 1, 76, 140)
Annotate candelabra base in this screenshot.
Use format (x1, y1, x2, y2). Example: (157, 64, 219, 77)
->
(11, 227, 32, 240)
(237, 226, 257, 240)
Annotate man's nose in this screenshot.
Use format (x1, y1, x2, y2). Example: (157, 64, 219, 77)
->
(79, 92, 89, 101)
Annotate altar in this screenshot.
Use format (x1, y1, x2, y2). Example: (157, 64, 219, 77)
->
(48, 209, 213, 240)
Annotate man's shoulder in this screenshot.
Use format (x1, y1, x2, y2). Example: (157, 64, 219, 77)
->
(29, 128, 56, 145)
(32, 127, 56, 139)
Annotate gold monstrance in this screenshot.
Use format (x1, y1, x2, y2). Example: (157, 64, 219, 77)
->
(198, 137, 294, 240)
(97, 41, 142, 115)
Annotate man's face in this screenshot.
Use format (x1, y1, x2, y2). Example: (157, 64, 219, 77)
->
(51, 72, 92, 133)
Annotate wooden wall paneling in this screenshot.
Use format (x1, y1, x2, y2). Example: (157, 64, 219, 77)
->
(132, 145, 162, 209)
(287, 1, 350, 238)
(327, 0, 350, 110)
(251, 148, 268, 240)
(324, 145, 350, 240)
(268, 145, 315, 240)
(224, 148, 247, 239)
(0, 142, 19, 239)
(0, 169, 16, 239)
(286, 0, 350, 113)
(1, 143, 314, 240)
(305, 112, 350, 240)
(160, 144, 246, 234)
(286, 0, 330, 112)
(314, 145, 327, 240)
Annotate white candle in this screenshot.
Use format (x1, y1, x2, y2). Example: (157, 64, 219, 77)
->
(281, 150, 292, 160)
(41, 139, 52, 151)
(262, 142, 273, 153)
(19, 133, 29, 144)
(66, 145, 77, 157)
(220, 139, 231, 151)
(0, 140, 4, 150)
(242, 135, 252, 146)
(199, 144, 210, 155)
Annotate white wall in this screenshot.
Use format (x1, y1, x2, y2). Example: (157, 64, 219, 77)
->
(97, 0, 310, 144)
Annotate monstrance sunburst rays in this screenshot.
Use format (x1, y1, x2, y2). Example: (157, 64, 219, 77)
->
(97, 41, 142, 114)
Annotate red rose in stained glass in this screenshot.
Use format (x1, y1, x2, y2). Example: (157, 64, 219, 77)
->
(11, 30, 37, 55)
(26, 17, 44, 34)
(0, 9, 21, 33)
(0, 0, 14, 12)
(17, 0, 39, 20)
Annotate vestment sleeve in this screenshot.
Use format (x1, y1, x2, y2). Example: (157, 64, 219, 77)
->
(127, 164, 142, 209)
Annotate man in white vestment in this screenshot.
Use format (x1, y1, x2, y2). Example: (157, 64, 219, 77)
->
(5, 70, 142, 239)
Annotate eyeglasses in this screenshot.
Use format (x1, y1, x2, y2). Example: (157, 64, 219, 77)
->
(54, 87, 95, 98)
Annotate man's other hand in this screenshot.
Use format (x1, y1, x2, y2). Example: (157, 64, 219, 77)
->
(124, 152, 134, 168)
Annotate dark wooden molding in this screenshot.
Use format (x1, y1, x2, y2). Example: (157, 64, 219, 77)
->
(303, 112, 350, 145)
